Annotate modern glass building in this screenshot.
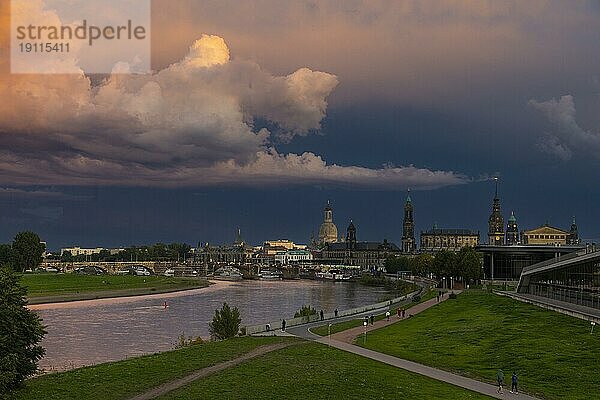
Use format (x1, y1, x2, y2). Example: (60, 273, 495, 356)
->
(476, 244, 584, 281)
(517, 246, 600, 310)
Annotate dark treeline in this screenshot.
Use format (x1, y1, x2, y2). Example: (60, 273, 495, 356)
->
(56, 242, 192, 263)
(0, 231, 193, 269)
(385, 247, 483, 284)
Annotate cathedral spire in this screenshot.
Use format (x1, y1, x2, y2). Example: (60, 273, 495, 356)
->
(402, 189, 415, 253)
(488, 177, 504, 245)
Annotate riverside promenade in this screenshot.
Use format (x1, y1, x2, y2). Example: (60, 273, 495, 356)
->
(286, 292, 540, 400)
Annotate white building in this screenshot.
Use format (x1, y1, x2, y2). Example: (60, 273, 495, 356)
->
(275, 249, 313, 265)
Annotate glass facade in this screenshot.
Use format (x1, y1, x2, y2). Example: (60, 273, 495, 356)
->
(518, 254, 600, 310)
(477, 245, 583, 280)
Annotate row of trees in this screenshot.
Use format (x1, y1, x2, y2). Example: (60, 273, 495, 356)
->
(58, 242, 192, 263)
(385, 247, 483, 283)
(0, 231, 46, 273)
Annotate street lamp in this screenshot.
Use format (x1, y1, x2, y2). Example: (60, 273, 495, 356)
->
(363, 320, 367, 344)
(328, 324, 332, 347)
(591, 321, 596, 334)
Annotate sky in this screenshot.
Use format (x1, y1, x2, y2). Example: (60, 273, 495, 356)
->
(1, 0, 599, 249)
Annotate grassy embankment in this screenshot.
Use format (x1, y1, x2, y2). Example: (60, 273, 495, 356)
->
(359, 290, 600, 400)
(22, 273, 208, 304)
(310, 287, 436, 336)
(8, 337, 293, 400)
(157, 342, 491, 400)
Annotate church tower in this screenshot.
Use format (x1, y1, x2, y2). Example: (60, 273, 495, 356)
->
(345, 220, 357, 249)
(567, 216, 580, 245)
(401, 190, 415, 253)
(505, 211, 519, 245)
(488, 177, 505, 245)
(318, 200, 338, 245)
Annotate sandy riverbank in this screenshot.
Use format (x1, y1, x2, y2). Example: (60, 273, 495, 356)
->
(28, 280, 237, 310)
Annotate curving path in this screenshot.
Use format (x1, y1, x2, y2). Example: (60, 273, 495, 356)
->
(127, 341, 297, 400)
(288, 291, 540, 400)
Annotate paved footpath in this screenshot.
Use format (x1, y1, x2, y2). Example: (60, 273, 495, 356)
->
(290, 292, 540, 400)
(128, 342, 296, 400)
(331, 291, 456, 343)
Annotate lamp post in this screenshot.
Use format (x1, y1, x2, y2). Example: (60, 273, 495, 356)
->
(591, 321, 596, 334)
(363, 320, 367, 344)
(328, 324, 332, 347)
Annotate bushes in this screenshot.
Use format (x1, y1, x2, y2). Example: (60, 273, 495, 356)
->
(209, 303, 241, 340)
(294, 305, 316, 318)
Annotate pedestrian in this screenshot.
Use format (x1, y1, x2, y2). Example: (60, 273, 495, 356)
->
(281, 319, 286, 332)
(364, 316, 369, 325)
(496, 369, 504, 394)
(334, 308, 338, 318)
(320, 309, 324, 321)
(436, 294, 439, 302)
(397, 308, 401, 318)
(511, 372, 518, 394)
(369, 314, 374, 325)
(402, 309, 406, 318)
(386, 311, 390, 321)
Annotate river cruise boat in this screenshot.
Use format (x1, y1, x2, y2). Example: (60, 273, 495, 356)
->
(213, 266, 243, 281)
(315, 269, 351, 281)
(258, 269, 283, 280)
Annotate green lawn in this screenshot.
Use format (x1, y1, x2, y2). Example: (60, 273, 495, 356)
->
(22, 273, 207, 299)
(158, 342, 491, 400)
(311, 288, 436, 336)
(359, 291, 600, 400)
(8, 337, 293, 400)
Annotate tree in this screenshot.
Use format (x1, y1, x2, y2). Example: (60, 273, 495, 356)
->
(0, 244, 13, 269)
(456, 247, 483, 283)
(12, 232, 45, 272)
(208, 302, 241, 340)
(0, 267, 46, 393)
(411, 254, 434, 277)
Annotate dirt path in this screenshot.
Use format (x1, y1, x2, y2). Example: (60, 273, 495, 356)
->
(331, 291, 460, 343)
(128, 341, 297, 400)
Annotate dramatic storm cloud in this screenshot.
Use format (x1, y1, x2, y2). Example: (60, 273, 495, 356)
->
(529, 95, 600, 161)
(0, 2, 467, 190)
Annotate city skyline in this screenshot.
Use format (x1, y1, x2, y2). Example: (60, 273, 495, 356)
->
(1, 1, 599, 248)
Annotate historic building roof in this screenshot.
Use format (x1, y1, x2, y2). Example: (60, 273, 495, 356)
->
(318, 200, 338, 244)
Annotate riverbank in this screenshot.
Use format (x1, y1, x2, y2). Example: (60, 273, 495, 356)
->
(27, 279, 237, 309)
(23, 274, 210, 306)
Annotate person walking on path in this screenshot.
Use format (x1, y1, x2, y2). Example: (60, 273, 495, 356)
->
(397, 308, 401, 318)
(385, 311, 390, 321)
(320, 310, 324, 321)
(510, 372, 518, 394)
(281, 319, 286, 332)
(402, 309, 406, 318)
(496, 369, 504, 394)
(334, 308, 338, 318)
(369, 314, 374, 325)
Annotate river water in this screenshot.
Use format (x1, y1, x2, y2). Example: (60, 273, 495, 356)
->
(31, 280, 391, 371)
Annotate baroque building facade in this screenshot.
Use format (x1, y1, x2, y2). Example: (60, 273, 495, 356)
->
(420, 227, 480, 252)
(320, 220, 400, 269)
